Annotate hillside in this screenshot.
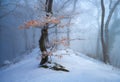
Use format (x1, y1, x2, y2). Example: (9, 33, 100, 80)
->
(0, 48, 120, 82)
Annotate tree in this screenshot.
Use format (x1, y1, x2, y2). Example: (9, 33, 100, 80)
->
(100, 0, 120, 64)
(101, 0, 107, 63)
(19, 0, 78, 66)
(39, 0, 53, 65)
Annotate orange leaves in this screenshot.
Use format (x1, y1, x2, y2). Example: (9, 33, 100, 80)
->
(60, 37, 69, 46)
(53, 37, 69, 47)
(49, 18, 60, 24)
(19, 13, 79, 29)
(19, 20, 45, 29)
(19, 16, 63, 29)
(25, 20, 43, 27)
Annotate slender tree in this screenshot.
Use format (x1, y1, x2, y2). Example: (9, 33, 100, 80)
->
(100, 0, 120, 64)
(101, 0, 107, 63)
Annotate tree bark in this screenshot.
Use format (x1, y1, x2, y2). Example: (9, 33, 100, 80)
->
(45, 0, 53, 14)
(100, 0, 107, 63)
(100, 0, 120, 64)
(39, 26, 49, 65)
(104, 0, 120, 64)
(39, 0, 53, 65)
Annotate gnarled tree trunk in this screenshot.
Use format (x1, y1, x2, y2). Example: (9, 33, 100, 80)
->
(39, 0, 53, 65)
(39, 25, 49, 65)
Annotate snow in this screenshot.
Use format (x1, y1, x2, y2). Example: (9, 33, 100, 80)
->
(0, 48, 120, 82)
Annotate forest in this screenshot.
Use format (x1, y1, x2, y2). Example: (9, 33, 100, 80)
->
(0, 0, 120, 82)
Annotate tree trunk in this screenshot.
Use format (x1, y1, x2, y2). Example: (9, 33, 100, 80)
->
(104, 0, 120, 64)
(100, 0, 107, 63)
(39, 0, 53, 65)
(39, 26, 49, 65)
(45, 0, 53, 14)
(100, 0, 120, 64)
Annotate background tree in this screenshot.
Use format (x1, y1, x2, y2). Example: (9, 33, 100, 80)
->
(100, 0, 120, 64)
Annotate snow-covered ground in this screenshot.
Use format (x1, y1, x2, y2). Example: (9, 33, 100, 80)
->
(0, 48, 120, 82)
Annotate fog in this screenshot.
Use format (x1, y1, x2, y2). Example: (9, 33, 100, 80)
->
(0, 0, 120, 68)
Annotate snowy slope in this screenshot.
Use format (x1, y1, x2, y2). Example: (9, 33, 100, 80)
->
(0, 48, 120, 82)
